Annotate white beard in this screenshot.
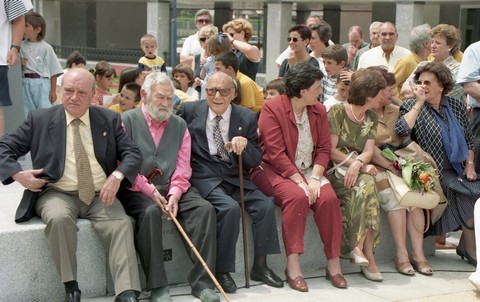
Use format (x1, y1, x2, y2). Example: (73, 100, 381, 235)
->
(146, 101, 172, 122)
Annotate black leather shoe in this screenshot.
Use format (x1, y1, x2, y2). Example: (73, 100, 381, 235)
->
(215, 272, 237, 293)
(114, 296, 138, 302)
(251, 268, 284, 288)
(65, 290, 81, 302)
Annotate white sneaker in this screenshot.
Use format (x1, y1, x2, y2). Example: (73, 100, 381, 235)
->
(469, 272, 480, 292)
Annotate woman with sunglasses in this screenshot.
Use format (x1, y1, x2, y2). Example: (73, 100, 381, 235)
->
(223, 18, 261, 81)
(396, 61, 479, 268)
(278, 25, 319, 78)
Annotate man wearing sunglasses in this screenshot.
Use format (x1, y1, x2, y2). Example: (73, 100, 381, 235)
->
(180, 9, 212, 66)
(177, 72, 283, 294)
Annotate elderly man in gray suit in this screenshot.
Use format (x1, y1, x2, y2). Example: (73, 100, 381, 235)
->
(0, 68, 142, 302)
(177, 71, 283, 293)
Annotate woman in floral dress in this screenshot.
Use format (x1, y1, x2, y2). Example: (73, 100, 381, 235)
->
(327, 69, 386, 281)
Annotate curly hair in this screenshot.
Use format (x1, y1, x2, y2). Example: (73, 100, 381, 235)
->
(413, 61, 454, 95)
(284, 62, 323, 98)
(222, 18, 254, 41)
(348, 69, 386, 106)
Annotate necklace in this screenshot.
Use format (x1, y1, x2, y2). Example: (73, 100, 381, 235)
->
(350, 104, 365, 123)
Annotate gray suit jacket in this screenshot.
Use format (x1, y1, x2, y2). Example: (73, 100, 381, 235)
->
(177, 100, 261, 198)
(0, 105, 142, 222)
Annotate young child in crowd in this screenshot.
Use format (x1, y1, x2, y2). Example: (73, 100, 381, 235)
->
(138, 34, 167, 73)
(265, 77, 285, 101)
(323, 68, 352, 112)
(21, 11, 63, 117)
(91, 61, 116, 106)
(200, 33, 231, 99)
(173, 64, 199, 101)
(320, 44, 347, 103)
(109, 82, 141, 114)
(56, 51, 86, 101)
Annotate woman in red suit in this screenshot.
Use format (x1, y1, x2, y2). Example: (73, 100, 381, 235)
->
(251, 62, 345, 292)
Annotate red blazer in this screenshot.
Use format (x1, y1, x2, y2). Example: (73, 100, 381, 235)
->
(258, 95, 331, 187)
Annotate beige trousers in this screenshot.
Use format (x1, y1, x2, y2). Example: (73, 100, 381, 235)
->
(35, 189, 141, 295)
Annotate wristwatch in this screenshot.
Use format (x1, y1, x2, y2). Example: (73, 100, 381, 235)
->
(111, 171, 124, 181)
(10, 45, 21, 51)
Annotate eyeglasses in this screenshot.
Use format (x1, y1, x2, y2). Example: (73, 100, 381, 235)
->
(415, 80, 436, 87)
(199, 37, 207, 42)
(287, 37, 303, 43)
(196, 19, 211, 24)
(206, 87, 233, 96)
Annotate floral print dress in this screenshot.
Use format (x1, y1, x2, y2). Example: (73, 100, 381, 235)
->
(327, 104, 381, 255)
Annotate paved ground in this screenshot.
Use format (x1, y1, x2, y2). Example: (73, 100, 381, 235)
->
(1, 155, 479, 302)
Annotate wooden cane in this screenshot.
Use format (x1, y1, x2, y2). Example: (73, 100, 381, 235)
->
(225, 142, 250, 288)
(165, 209, 231, 302)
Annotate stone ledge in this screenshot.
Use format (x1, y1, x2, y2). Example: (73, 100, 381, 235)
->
(0, 182, 435, 300)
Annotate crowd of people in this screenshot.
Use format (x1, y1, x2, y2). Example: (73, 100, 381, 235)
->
(2, 3, 480, 302)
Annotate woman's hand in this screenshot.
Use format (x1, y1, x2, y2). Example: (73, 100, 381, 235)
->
(307, 178, 322, 204)
(298, 181, 315, 205)
(344, 160, 362, 189)
(409, 81, 426, 105)
(361, 164, 378, 176)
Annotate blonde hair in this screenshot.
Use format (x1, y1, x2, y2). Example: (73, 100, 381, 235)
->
(140, 33, 157, 46)
(222, 18, 254, 41)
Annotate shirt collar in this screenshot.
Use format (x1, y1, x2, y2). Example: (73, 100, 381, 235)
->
(208, 104, 232, 123)
(65, 109, 90, 128)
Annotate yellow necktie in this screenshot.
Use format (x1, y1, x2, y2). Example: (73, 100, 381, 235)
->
(72, 119, 95, 204)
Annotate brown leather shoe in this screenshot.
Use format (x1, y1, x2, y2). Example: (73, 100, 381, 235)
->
(285, 269, 308, 292)
(326, 268, 348, 289)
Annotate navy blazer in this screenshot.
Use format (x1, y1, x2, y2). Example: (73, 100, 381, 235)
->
(0, 105, 142, 221)
(177, 100, 261, 198)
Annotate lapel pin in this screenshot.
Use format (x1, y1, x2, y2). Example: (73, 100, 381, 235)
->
(238, 127, 242, 131)
(103, 132, 107, 137)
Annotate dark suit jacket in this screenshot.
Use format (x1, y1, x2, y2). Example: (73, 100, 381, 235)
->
(177, 100, 261, 198)
(0, 105, 142, 222)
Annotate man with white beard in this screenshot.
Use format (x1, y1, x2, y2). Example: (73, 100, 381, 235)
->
(119, 72, 219, 302)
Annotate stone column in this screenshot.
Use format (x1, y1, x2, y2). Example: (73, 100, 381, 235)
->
(323, 4, 341, 43)
(35, 0, 61, 46)
(265, 2, 293, 81)
(214, 2, 232, 31)
(147, 1, 170, 65)
(395, 1, 425, 49)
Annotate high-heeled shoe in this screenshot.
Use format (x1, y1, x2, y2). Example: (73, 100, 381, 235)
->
(360, 266, 383, 282)
(457, 248, 477, 267)
(350, 250, 369, 266)
(409, 257, 433, 276)
(285, 269, 308, 292)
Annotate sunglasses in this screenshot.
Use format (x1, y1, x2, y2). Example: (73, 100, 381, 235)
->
(206, 87, 233, 97)
(199, 37, 207, 42)
(196, 19, 211, 24)
(228, 33, 235, 37)
(287, 37, 303, 43)
(415, 80, 436, 87)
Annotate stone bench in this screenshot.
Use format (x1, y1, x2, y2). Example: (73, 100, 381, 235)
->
(0, 182, 435, 301)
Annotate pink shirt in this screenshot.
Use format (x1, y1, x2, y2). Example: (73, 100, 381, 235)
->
(130, 105, 192, 200)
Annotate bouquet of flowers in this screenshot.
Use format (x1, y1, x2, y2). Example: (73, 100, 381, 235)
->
(381, 147, 436, 194)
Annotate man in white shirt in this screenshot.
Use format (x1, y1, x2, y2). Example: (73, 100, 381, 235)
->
(180, 9, 212, 66)
(357, 22, 410, 71)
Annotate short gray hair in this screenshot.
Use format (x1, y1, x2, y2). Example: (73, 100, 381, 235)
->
(195, 9, 211, 19)
(410, 24, 431, 53)
(369, 21, 383, 33)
